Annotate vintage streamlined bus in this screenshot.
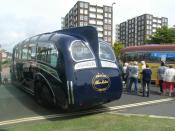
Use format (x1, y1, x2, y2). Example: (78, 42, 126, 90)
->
(11, 26, 122, 110)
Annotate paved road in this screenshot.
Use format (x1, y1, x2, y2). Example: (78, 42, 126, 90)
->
(117, 100, 175, 117)
(0, 84, 60, 122)
(0, 82, 174, 123)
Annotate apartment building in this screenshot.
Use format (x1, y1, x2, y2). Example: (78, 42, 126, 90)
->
(115, 24, 120, 42)
(63, 1, 113, 45)
(117, 14, 168, 47)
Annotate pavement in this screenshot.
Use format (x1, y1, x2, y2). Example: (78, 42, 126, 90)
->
(0, 77, 175, 128)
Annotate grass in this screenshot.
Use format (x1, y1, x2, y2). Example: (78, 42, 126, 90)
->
(2, 113, 175, 131)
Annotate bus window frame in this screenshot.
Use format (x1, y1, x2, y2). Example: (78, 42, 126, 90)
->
(69, 40, 95, 63)
(21, 43, 28, 60)
(28, 42, 37, 60)
(99, 41, 116, 62)
(36, 42, 58, 68)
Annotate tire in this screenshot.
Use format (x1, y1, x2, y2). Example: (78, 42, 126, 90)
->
(34, 81, 54, 107)
(59, 99, 69, 111)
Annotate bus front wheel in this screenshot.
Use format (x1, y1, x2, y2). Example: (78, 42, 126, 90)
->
(34, 81, 54, 107)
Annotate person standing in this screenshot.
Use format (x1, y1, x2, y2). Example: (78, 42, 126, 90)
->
(163, 65, 175, 96)
(141, 61, 146, 70)
(128, 61, 139, 95)
(157, 62, 167, 95)
(123, 62, 129, 88)
(140, 61, 146, 90)
(142, 64, 152, 97)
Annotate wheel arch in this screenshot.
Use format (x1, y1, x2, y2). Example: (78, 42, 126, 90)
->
(34, 73, 56, 104)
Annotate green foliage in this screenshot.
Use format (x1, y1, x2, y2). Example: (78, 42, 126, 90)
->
(113, 42, 124, 58)
(146, 26, 175, 44)
(1, 60, 9, 65)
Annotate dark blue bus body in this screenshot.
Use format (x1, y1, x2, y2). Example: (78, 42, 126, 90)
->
(12, 26, 122, 110)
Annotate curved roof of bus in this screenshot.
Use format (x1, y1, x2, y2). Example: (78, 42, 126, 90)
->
(121, 44, 175, 53)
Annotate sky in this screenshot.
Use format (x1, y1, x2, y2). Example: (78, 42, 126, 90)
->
(0, 0, 174, 52)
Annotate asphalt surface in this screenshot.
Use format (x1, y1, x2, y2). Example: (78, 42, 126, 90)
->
(0, 82, 174, 124)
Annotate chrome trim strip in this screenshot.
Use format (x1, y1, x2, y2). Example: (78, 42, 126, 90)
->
(37, 63, 62, 83)
(67, 81, 71, 104)
(70, 81, 74, 104)
(35, 73, 56, 99)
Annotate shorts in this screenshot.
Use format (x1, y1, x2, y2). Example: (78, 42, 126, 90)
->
(163, 82, 174, 91)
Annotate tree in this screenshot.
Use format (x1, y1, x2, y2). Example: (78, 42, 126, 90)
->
(146, 26, 175, 44)
(113, 42, 124, 58)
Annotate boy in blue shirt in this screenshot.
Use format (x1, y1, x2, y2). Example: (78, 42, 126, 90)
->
(142, 64, 152, 97)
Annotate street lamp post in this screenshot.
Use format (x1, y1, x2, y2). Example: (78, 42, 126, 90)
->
(112, 2, 116, 46)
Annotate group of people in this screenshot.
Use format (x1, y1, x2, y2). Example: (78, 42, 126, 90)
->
(122, 60, 175, 97)
(122, 60, 152, 97)
(157, 62, 175, 96)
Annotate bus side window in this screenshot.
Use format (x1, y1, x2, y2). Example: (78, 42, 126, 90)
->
(37, 42, 47, 62)
(22, 44, 28, 60)
(37, 42, 58, 67)
(47, 44, 58, 67)
(15, 47, 18, 59)
(28, 43, 36, 60)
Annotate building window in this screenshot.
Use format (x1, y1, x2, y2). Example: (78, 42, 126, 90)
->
(80, 2, 88, 8)
(97, 26, 103, 31)
(105, 13, 108, 17)
(89, 13, 96, 18)
(108, 37, 111, 42)
(108, 25, 112, 30)
(104, 6, 111, 12)
(153, 19, 157, 23)
(104, 25, 108, 30)
(97, 20, 103, 25)
(84, 10, 88, 15)
(108, 19, 111, 24)
(104, 7, 108, 12)
(90, 7, 96, 12)
(97, 8, 103, 13)
(104, 19, 108, 24)
(108, 7, 112, 12)
(84, 16, 88, 21)
(157, 19, 161, 23)
(89, 19, 96, 24)
(104, 37, 108, 41)
(153, 24, 157, 28)
(98, 32, 103, 37)
(80, 15, 84, 20)
(84, 22, 88, 26)
(80, 9, 84, 14)
(97, 14, 103, 19)
(84, 3, 88, 8)
(80, 22, 84, 26)
(80, 2, 84, 8)
(104, 31, 108, 35)
(108, 31, 111, 36)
